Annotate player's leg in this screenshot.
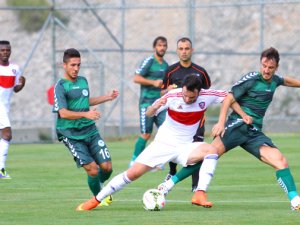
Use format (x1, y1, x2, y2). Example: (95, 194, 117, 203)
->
(259, 144, 300, 210)
(129, 107, 153, 166)
(191, 123, 205, 191)
(0, 124, 12, 179)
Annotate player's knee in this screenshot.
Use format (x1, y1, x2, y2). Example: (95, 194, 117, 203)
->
(141, 133, 151, 140)
(99, 161, 113, 172)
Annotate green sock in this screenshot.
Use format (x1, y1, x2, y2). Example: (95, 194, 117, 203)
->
(171, 162, 202, 184)
(276, 168, 298, 200)
(131, 137, 147, 161)
(87, 175, 101, 196)
(98, 168, 113, 183)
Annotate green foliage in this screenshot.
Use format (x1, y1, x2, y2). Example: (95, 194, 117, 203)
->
(1, 134, 300, 225)
(7, 0, 68, 33)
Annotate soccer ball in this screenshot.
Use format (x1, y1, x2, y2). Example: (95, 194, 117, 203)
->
(142, 189, 165, 211)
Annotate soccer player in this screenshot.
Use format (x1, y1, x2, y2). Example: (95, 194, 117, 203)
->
(161, 47, 300, 210)
(161, 37, 211, 191)
(53, 48, 119, 206)
(129, 36, 168, 167)
(0, 40, 26, 179)
(76, 74, 248, 211)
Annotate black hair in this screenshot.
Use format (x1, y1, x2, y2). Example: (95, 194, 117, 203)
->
(182, 74, 203, 92)
(153, 36, 167, 48)
(177, 37, 192, 48)
(0, 40, 10, 45)
(260, 47, 280, 65)
(63, 48, 81, 63)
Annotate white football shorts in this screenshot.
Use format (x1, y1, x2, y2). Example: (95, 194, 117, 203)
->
(135, 141, 204, 168)
(0, 105, 10, 129)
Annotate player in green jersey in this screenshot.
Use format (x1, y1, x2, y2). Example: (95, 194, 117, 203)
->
(159, 47, 300, 210)
(53, 48, 119, 207)
(129, 36, 168, 167)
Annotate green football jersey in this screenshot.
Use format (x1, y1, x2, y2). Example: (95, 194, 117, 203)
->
(53, 76, 98, 140)
(229, 72, 284, 130)
(136, 55, 168, 107)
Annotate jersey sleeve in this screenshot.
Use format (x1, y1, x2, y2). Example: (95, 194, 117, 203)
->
(13, 64, 21, 86)
(135, 56, 153, 77)
(230, 73, 256, 100)
(200, 67, 211, 89)
(53, 80, 67, 113)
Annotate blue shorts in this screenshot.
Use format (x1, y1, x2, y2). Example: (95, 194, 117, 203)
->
(139, 107, 166, 134)
(62, 133, 111, 168)
(221, 119, 277, 159)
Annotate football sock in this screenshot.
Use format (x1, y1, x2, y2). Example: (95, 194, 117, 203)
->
(0, 139, 9, 169)
(171, 162, 202, 184)
(87, 175, 101, 196)
(197, 154, 218, 191)
(276, 168, 299, 200)
(131, 137, 147, 161)
(98, 168, 113, 183)
(168, 162, 177, 176)
(96, 172, 132, 202)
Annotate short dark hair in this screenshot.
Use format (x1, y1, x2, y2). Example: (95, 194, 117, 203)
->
(260, 47, 280, 65)
(153, 36, 167, 48)
(0, 40, 10, 45)
(177, 37, 192, 48)
(63, 48, 81, 63)
(182, 74, 202, 92)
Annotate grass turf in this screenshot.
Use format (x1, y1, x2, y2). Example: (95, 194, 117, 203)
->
(1, 134, 300, 225)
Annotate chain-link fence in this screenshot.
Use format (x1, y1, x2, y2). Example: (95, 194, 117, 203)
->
(1, 0, 300, 142)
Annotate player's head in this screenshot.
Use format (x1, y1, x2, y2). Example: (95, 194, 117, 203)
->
(0, 40, 11, 65)
(176, 37, 193, 63)
(181, 74, 202, 104)
(260, 47, 279, 81)
(153, 36, 168, 58)
(63, 48, 81, 81)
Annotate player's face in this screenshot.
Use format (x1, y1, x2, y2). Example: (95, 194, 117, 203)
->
(0, 44, 11, 65)
(260, 57, 278, 82)
(177, 41, 193, 63)
(154, 40, 167, 58)
(182, 86, 199, 104)
(63, 57, 81, 82)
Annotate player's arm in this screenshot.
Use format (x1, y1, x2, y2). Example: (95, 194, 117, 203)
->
(89, 89, 119, 106)
(146, 97, 167, 117)
(134, 74, 162, 88)
(14, 76, 26, 93)
(58, 108, 100, 120)
(283, 76, 300, 87)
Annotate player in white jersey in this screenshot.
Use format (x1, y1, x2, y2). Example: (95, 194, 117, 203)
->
(0, 40, 26, 179)
(76, 74, 248, 211)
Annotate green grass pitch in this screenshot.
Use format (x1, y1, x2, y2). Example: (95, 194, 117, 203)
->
(1, 134, 300, 225)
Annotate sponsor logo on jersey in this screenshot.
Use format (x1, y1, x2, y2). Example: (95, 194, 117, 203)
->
(82, 89, 88, 96)
(177, 105, 183, 109)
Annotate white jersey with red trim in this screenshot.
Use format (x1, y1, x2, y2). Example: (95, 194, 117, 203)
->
(153, 88, 227, 145)
(0, 62, 21, 112)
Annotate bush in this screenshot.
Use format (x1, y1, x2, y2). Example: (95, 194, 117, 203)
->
(7, 0, 68, 33)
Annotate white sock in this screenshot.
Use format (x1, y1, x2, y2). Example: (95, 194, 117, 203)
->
(165, 178, 175, 191)
(291, 195, 300, 207)
(0, 139, 10, 169)
(95, 171, 132, 202)
(197, 154, 218, 191)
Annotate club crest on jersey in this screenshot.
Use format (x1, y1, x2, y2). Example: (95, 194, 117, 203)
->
(199, 102, 205, 109)
(12, 69, 17, 75)
(82, 89, 88, 96)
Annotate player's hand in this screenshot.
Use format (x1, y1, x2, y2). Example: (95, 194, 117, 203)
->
(153, 80, 163, 88)
(167, 84, 177, 92)
(86, 108, 101, 120)
(211, 122, 225, 137)
(19, 76, 26, 86)
(108, 89, 119, 100)
(153, 97, 167, 110)
(242, 115, 253, 124)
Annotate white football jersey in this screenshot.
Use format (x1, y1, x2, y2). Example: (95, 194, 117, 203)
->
(0, 62, 21, 112)
(153, 88, 227, 145)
